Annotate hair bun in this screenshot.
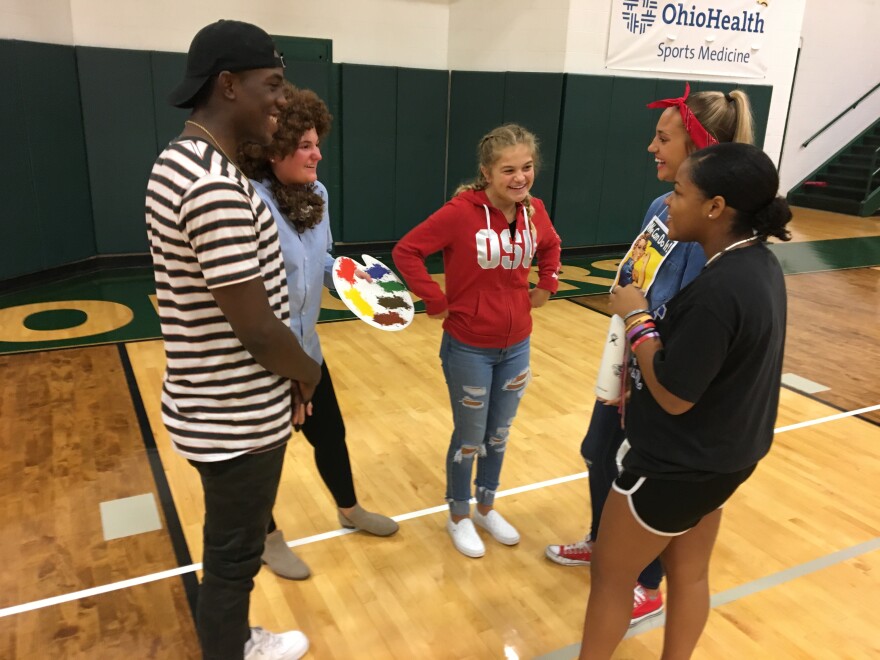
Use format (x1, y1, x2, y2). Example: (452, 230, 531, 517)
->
(752, 196, 792, 241)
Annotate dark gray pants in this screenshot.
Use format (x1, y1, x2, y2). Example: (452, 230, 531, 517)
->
(190, 443, 286, 659)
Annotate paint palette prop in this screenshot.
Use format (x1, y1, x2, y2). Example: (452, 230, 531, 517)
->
(332, 255, 414, 331)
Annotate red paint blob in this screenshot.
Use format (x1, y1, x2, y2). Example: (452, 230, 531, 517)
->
(335, 257, 358, 285)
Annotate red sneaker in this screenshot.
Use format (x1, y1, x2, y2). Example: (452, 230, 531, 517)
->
(544, 538, 592, 566)
(630, 584, 664, 626)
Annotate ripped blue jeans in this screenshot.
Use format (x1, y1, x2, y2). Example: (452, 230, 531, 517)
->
(440, 332, 531, 517)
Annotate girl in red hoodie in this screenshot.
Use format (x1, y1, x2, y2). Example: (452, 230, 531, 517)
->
(393, 124, 561, 558)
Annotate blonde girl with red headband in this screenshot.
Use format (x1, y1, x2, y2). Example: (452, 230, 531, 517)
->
(546, 83, 754, 627)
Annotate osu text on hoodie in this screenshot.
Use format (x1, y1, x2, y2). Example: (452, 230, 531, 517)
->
(392, 189, 562, 349)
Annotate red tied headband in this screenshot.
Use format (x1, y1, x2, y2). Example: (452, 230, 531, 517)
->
(647, 82, 719, 150)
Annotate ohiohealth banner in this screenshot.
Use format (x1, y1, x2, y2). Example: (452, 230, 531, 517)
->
(606, 0, 773, 78)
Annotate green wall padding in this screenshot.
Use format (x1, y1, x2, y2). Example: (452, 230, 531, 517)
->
(272, 35, 332, 63)
(595, 77, 659, 244)
(553, 75, 615, 248)
(18, 41, 96, 269)
(77, 46, 156, 255)
(447, 71, 506, 197)
(0, 40, 44, 280)
(340, 64, 398, 242)
(0, 34, 779, 285)
(554, 76, 772, 249)
(0, 40, 95, 281)
(502, 72, 564, 210)
(393, 68, 448, 237)
(149, 51, 189, 152)
(446, 71, 564, 211)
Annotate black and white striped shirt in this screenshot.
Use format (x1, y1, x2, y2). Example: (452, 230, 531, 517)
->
(146, 137, 292, 461)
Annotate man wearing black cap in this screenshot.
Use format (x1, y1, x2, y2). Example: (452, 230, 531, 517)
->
(146, 20, 319, 660)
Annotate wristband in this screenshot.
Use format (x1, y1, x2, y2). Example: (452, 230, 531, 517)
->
(628, 326, 658, 344)
(625, 313, 653, 331)
(626, 322, 655, 341)
(630, 332, 660, 351)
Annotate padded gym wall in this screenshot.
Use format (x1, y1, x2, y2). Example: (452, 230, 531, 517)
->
(554, 75, 772, 248)
(0, 40, 95, 281)
(552, 75, 614, 249)
(446, 71, 564, 210)
(149, 51, 190, 153)
(340, 63, 448, 243)
(446, 71, 506, 198)
(77, 46, 156, 255)
(394, 67, 449, 237)
(1, 35, 777, 286)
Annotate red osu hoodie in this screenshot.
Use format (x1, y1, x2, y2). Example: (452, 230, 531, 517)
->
(392, 189, 562, 349)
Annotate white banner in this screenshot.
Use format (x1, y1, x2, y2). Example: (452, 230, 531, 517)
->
(606, 0, 773, 79)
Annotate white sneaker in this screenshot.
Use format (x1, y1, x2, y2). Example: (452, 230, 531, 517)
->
(244, 627, 309, 660)
(447, 517, 486, 557)
(472, 509, 520, 545)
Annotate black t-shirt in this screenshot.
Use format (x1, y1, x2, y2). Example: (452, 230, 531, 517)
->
(623, 243, 787, 480)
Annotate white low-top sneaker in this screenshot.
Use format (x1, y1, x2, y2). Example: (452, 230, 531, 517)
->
(244, 627, 309, 660)
(472, 509, 520, 545)
(447, 517, 486, 558)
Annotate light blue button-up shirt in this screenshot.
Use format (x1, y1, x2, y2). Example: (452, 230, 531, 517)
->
(251, 179, 335, 365)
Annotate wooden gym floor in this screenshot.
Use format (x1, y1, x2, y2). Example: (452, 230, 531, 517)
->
(0, 207, 878, 659)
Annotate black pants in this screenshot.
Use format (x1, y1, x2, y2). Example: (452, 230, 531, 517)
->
(268, 361, 355, 535)
(580, 402, 663, 589)
(189, 443, 286, 660)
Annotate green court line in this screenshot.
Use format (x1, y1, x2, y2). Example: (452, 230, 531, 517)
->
(1, 236, 878, 356)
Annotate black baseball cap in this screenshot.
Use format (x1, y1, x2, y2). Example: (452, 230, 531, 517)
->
(169, 20, 285, 108)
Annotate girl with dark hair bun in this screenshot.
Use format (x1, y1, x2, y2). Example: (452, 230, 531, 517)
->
(548, 83, 756, 627)
(578, 142, 790, 658)
(687, 142, 792, 242)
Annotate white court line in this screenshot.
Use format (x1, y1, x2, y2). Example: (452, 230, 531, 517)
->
(1, 404, 878, 619)
(535, 536, 880, 660)
(774, 403, 880, 434)
(0, 471, 589, 619)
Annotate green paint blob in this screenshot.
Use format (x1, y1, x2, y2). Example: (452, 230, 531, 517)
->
(377, 280, 406, 293)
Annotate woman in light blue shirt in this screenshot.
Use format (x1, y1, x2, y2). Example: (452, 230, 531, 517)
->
(239, 83, 398, 580)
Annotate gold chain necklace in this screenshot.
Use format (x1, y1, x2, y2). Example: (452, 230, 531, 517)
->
(703, 235, 759, 268)
(184, 120, 242, 175)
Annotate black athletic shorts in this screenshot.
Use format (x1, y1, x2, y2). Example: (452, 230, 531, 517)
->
(612, 465, 756, 536)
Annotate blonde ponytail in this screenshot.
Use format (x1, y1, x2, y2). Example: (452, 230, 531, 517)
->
(687, 90, 755, 146)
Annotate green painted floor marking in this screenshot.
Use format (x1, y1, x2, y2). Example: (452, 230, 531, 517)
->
(1, 236, 878, 355)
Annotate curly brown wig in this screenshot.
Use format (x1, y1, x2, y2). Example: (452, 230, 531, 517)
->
(239, 81, 333, 233)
